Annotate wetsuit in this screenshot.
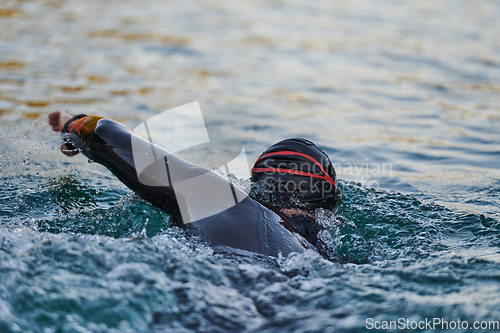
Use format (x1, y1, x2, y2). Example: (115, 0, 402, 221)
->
(63, 115, 307, 257)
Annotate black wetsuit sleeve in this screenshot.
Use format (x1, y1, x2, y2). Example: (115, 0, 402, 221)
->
(66, 116, 184, 225)
(64, 116, 306, 257)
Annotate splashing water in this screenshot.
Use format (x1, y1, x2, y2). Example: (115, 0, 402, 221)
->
(1, 0, 500, 331)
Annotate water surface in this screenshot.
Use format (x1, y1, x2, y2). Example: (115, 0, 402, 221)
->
(1, 0, 500, 332)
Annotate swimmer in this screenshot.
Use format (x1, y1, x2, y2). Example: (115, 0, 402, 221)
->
(48, 110, 342, 258)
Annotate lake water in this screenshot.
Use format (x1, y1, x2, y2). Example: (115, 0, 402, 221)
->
(1, 0, 500, 332)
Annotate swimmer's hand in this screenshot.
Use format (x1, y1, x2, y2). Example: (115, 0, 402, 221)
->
(48, 110, 73, 132)
(48, 110, 80, 156)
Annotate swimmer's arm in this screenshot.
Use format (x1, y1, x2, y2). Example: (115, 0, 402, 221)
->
(49, 111, 248, 226)
(49, 111, 184, 224)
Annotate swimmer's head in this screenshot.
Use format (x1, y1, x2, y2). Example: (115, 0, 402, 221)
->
(251, 138, 341, 212)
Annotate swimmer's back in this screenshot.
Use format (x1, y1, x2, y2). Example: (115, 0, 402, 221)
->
(67, 116, 306, 257)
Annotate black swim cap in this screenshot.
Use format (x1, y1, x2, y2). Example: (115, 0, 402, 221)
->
(251, 138, 341, 211)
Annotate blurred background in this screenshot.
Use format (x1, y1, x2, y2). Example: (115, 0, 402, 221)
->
(1, 0, 499, 212)
(1, 0, 500, 332)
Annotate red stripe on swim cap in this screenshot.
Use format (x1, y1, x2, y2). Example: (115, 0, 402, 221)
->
(251, 167, 337, 187)
(252, 151, 337, 187)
